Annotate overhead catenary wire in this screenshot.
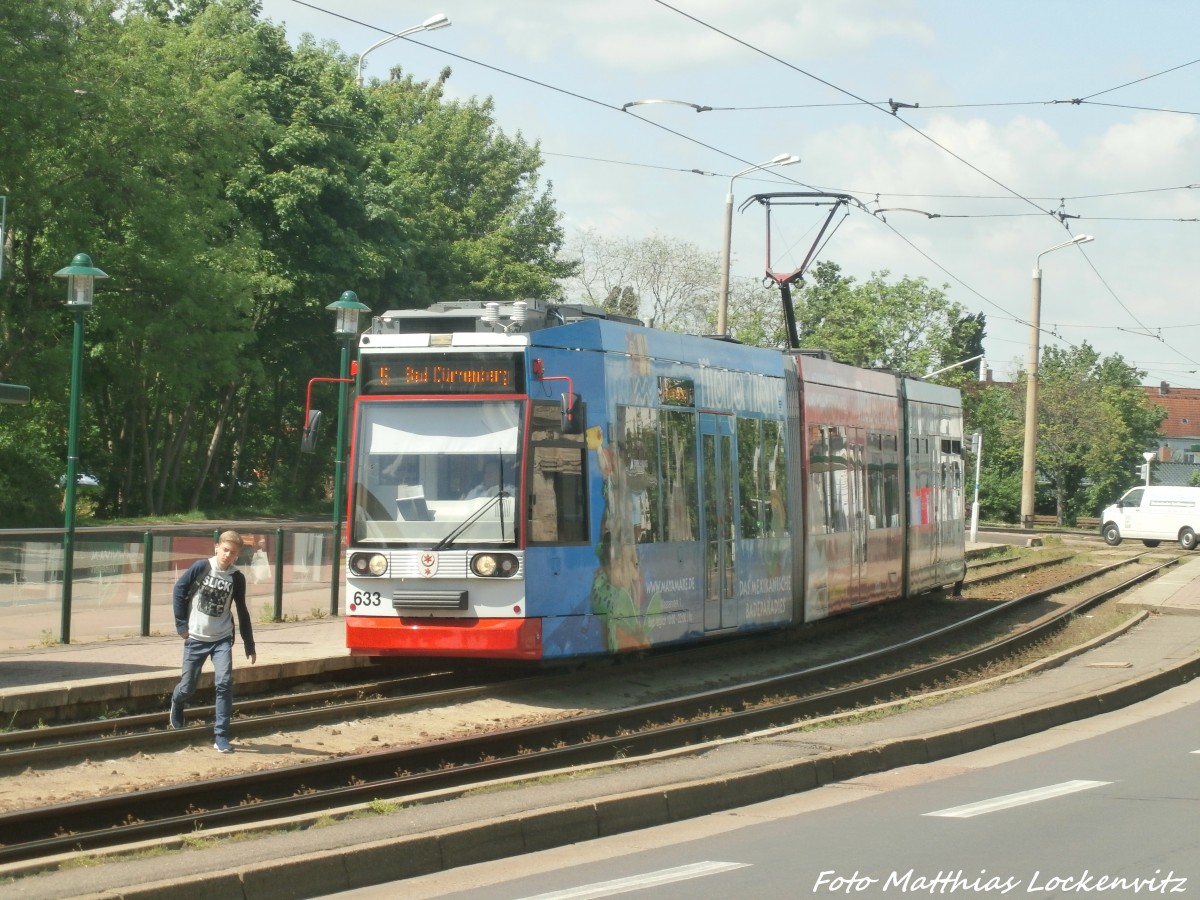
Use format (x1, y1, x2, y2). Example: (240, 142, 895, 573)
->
(277, 0, 1197, 382)
(649, 0, 1063, 224)
(638, 4, 1200, 375)
(646, 0, 1200, 375)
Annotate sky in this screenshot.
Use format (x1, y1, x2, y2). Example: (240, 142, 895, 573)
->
(254, 0, 1200, 388)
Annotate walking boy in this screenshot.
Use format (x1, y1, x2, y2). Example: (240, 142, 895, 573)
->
(169, 530, 257, 752)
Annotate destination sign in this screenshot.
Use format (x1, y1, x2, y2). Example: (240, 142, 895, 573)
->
(361, 352, 525, 395)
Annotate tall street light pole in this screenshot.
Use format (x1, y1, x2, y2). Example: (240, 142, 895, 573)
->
(716, 153, 800, 337)
(54, 253, 108, 644)
(357, 13, 451, 87)
(326, 291, 370, 616)
(1020, 233, 1094, 528)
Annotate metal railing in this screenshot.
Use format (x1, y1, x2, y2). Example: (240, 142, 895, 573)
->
(0, 523, 338, 650)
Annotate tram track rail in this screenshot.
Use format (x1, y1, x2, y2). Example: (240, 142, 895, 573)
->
(0, 546, 1081, 765)
(963, 551, 1073, 583)
(0, 669, 536, 767)
(0, 549, 1177, 865)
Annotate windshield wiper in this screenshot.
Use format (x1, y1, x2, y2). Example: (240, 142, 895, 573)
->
(430, 491, 510, 552)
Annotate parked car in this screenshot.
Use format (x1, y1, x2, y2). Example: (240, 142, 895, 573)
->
(1100, 485, 1200, 550)
(58, 473, 100, 488)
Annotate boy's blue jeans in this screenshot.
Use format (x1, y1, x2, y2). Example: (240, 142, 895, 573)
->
(171, 635, 234, 740)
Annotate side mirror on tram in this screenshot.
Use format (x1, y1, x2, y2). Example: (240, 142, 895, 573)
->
(300, 409, 324, 454)
(560, 393, 586, 434)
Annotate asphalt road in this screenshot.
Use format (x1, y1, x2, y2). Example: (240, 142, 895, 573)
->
(360, 677, 1200, 899)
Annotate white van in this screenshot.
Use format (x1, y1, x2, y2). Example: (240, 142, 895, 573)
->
(1100, 485, 1200, 550)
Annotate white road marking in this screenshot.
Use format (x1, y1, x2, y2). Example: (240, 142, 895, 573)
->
(515, 861, 750, 899)
(924, 779, 1111, 818)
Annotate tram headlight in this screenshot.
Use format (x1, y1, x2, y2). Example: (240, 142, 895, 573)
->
(350, 552, 388, 576)
(470, 553, 519, 578)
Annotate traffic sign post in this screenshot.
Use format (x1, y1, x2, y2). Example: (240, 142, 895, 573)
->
(970, 431, 983, 543)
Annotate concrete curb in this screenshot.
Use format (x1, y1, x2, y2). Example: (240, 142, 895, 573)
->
(72, 642, 1200, 900)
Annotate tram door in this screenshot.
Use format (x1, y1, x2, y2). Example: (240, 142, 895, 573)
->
(700, 413, 737, 631)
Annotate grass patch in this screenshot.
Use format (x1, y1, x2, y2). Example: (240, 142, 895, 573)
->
(180, 834, 221, 850)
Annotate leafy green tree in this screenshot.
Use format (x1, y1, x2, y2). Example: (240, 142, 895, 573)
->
(104, 3, 278, 514)
(726, 279, 789, 348)
(361, 70, 573, 304)
(963, 383, 1024, 523)
(603, 286, 640, 319)
(967, 344, 1164, 525)
(791, 262, 968, 374)
(0, 0, 576, 524)
(946, 312, 987, 379)
(1087, 351, 1164, 509)
(1035, 346, 1131, 523)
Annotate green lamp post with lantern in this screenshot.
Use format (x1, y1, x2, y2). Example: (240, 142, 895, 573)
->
(326, 290, 370, 616)
(54, 252, 108, 644)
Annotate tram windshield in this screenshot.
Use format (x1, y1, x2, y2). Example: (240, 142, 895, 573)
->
(351, 400, 523, 547)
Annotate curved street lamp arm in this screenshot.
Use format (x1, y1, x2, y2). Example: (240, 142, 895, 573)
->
(356, 14, 451, 86)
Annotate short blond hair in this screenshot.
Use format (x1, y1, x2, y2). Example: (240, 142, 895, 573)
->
(217, 530, 244, 548)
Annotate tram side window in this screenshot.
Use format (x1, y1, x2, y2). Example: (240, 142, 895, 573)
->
(659, 409, 698, 541)
(810, 424, 861, 534)
(883, 432, 902, 525)
(764, 420, 788, 536)
(808, 424, 832, 535)
(737, 418, 763, 538)
(528, 402, 588, 544)
(867, 433, 885, 529)
(828, 426, 852, 533)
(616, 406, 660, 543)
(737, 417, 789, 539)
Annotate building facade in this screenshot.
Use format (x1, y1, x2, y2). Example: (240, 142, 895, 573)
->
(1145, 382, 1200, 486)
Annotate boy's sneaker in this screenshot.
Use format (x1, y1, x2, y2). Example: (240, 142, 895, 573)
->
(168, 702, 184, 730)
(213, 737, 234, 753)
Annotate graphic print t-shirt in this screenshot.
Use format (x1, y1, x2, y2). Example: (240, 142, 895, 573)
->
(187, 557, 238, 642)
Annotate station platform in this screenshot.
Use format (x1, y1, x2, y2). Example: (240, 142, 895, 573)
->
(0, 617, 367, 725)
(5, 547, 1200, 899)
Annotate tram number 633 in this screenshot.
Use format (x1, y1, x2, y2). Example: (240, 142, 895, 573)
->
(352, 591, 383, 606)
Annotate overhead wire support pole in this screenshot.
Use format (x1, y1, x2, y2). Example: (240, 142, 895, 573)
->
(970, 432, 983, 543)
(1019, 234, 1094, 528)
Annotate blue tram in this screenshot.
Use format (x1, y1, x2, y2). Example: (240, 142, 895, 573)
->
(343, 299, 965, 660)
